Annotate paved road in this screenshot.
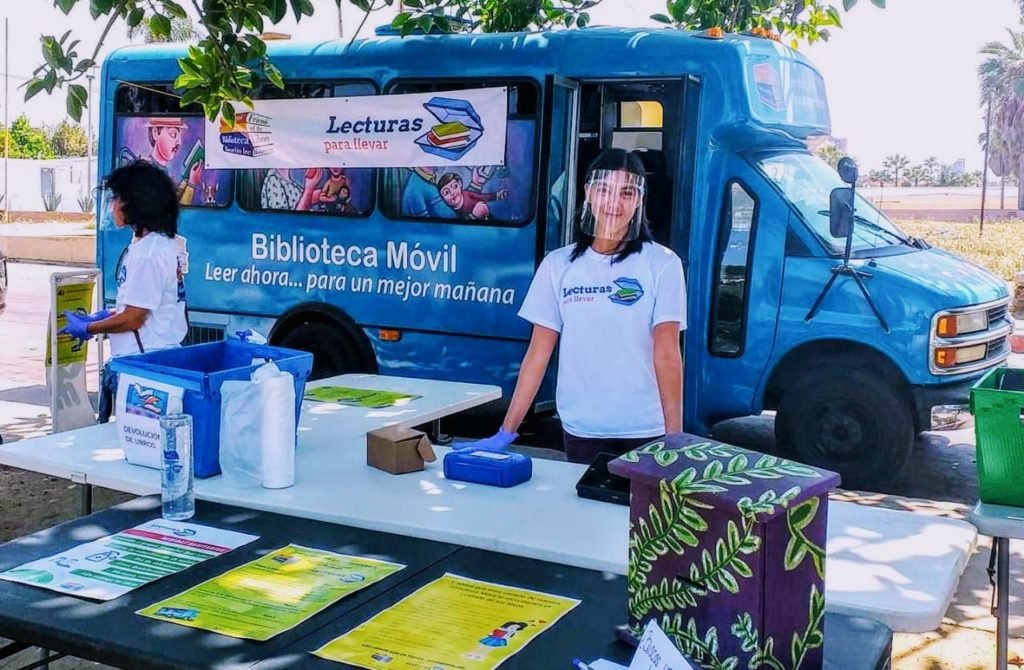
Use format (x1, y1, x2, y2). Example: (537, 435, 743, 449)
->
(0, 260, 1017, 505)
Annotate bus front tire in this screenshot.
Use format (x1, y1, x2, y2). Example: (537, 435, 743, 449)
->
(277, 320, 369, 381)
(774, 367, 914, 490)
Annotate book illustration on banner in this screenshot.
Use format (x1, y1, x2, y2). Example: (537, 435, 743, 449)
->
(416, 96, 486, 161)
(218, 111, 274, 158)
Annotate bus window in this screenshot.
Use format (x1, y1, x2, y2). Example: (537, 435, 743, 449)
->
(113, 84, 232, 209)
(381, 81, 539, 224)
(613, 100, 663, 151)
(235, 81, 376, 217)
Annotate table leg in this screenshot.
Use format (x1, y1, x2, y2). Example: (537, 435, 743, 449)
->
(79, 483, 92, 516)
(998, 536, 1010, 670)
(431, 419, 453, 446)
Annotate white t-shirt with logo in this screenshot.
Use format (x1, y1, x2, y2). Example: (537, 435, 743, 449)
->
(518, 242, 687, 439)
(111, 233, 188, 357)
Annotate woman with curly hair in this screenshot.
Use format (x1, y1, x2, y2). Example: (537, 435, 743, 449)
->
(61, 160, 189, 422)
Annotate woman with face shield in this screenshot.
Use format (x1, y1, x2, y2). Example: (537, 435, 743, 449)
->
(59, 160, 189, 423)
(461, 148, 687, 464)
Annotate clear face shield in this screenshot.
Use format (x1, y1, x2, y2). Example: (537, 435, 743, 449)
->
(580, 169, 646, 243)
(98, 189, 118, 231)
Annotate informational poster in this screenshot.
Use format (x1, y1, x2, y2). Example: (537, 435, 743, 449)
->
(204, 88, 508, 170)
(138, 545, 404, 641)
(46, 277, 96, 432)
(313, 573, 580, 670)
(0, 519, 258, 601)
(304, 386, 420, 408)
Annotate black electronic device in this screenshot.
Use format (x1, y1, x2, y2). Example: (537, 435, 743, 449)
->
(575, 452, 631, 506)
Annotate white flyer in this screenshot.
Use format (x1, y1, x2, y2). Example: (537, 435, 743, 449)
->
(0, 519, 258, 601)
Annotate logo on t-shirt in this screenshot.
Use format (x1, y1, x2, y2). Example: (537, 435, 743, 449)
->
(609, 277, 644, 306)
(116, 264, 127, 287)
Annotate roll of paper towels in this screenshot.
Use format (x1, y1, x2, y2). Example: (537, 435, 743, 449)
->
(255, 364, 296, 489)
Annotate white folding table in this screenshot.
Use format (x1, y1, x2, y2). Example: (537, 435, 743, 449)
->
(0, 374, 977, 634)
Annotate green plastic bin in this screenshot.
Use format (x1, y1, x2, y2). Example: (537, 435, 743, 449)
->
(970, 367, 1024, 506)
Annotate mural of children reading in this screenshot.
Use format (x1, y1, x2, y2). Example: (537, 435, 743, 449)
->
(260, 168, 320, 211)
(401, 166, 453, 218)
(464, 621, 529, 661)
(437, 167, 509, 220)
(317, 168, 350, 206)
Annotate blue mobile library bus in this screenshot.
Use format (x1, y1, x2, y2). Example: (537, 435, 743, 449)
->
(96, 27, 1011, 486)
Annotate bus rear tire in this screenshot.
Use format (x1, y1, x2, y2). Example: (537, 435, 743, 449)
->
(277, 320, 371, 381)
(774, 366, 914, 490)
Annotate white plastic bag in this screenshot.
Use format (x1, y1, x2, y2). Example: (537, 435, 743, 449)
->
(219, 379, 264, 488)
(218, 361, 296, 489)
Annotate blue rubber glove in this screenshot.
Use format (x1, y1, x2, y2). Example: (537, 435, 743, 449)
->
(453, 427, 518, 452)
(79, 308, 113, 323)
(59, 310, 95, 344)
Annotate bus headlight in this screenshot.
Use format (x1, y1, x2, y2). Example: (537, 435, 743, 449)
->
(934, 343, 988, 368)
(935, 310, 988, 337)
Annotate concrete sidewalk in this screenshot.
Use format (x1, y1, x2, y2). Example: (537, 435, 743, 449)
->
(0, 222, 96, 265)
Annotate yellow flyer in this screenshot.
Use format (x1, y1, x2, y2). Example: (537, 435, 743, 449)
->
(45, 280, 95, 367)
(312, 573, 581, 670)
(137, 545, 404, 641)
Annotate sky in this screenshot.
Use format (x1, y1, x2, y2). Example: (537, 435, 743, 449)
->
(0, 0, 1019, 172)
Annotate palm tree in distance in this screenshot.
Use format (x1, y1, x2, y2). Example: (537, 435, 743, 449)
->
(883, 154, 910, 187)
(979, 27, 1024, 210)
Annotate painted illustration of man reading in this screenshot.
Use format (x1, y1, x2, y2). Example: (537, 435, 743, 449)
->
(142, 117, 205, 206)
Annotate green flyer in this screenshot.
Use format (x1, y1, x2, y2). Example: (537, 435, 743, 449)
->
(138, 545, 405, 641)
(304, 386, 421, 408)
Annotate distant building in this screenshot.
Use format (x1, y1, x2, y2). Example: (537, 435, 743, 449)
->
(951, 159, 966, 177)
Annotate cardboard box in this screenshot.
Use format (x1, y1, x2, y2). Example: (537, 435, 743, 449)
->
(366, 426, 437, 474)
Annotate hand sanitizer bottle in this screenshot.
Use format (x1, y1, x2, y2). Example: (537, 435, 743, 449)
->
(160, 395, 195, 520)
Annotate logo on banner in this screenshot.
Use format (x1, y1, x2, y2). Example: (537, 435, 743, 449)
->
(609, 277, 644, 306)
(126, 383, 169, 417)
(218, 111, 274, 158)
(415, 96, 485, 161)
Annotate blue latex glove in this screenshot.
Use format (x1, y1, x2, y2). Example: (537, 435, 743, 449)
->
(59, 310, 95, 344)
(453, 427, 518, 452)
(78, 308, 113, 323)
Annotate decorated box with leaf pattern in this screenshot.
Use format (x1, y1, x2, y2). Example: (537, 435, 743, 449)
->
(608, 433, 840, 670)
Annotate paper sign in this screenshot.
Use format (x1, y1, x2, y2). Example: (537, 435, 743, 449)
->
(116, 373, 185, 470)
(628, 620, 695, 670)
(305, 386, 420, 408)
(0, 519, 257, 601)
(313, 573, 580, 669)
(138, 545, 404, 641)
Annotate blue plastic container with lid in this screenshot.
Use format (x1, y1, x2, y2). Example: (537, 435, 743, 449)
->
(443, 449, 532, 487)
(109, 340, 313, 479)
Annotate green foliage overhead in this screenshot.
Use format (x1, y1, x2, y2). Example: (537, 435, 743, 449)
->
(650, 0, 885, 49)
(32, 0, 880, 126)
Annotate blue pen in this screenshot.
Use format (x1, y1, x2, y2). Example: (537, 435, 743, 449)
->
(571, 659, 593, 670)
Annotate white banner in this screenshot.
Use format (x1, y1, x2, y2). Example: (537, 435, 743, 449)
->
(205, 87, 508, 170)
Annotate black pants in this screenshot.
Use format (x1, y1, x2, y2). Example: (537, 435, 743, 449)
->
(97, 363, 119, 424)
(562, 431, 663, 465)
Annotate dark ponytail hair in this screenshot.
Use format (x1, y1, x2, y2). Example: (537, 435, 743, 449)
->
(569, 148, 653, 264)
(103, 160, 179, 238)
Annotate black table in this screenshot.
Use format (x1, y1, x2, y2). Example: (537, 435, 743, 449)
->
(0, 498, 892, 670)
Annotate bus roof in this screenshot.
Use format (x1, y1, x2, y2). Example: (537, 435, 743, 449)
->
(103, 27, 830, 139)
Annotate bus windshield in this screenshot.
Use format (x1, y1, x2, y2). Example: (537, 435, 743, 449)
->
(756, 152, 912, 255)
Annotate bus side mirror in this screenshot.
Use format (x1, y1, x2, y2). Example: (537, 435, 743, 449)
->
(829, 187, 854, 238)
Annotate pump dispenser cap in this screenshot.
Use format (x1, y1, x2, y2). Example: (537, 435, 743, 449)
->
(168, 395, 183, 415)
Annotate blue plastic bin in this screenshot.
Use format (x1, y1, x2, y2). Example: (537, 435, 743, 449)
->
(109, 340, 313, 478)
